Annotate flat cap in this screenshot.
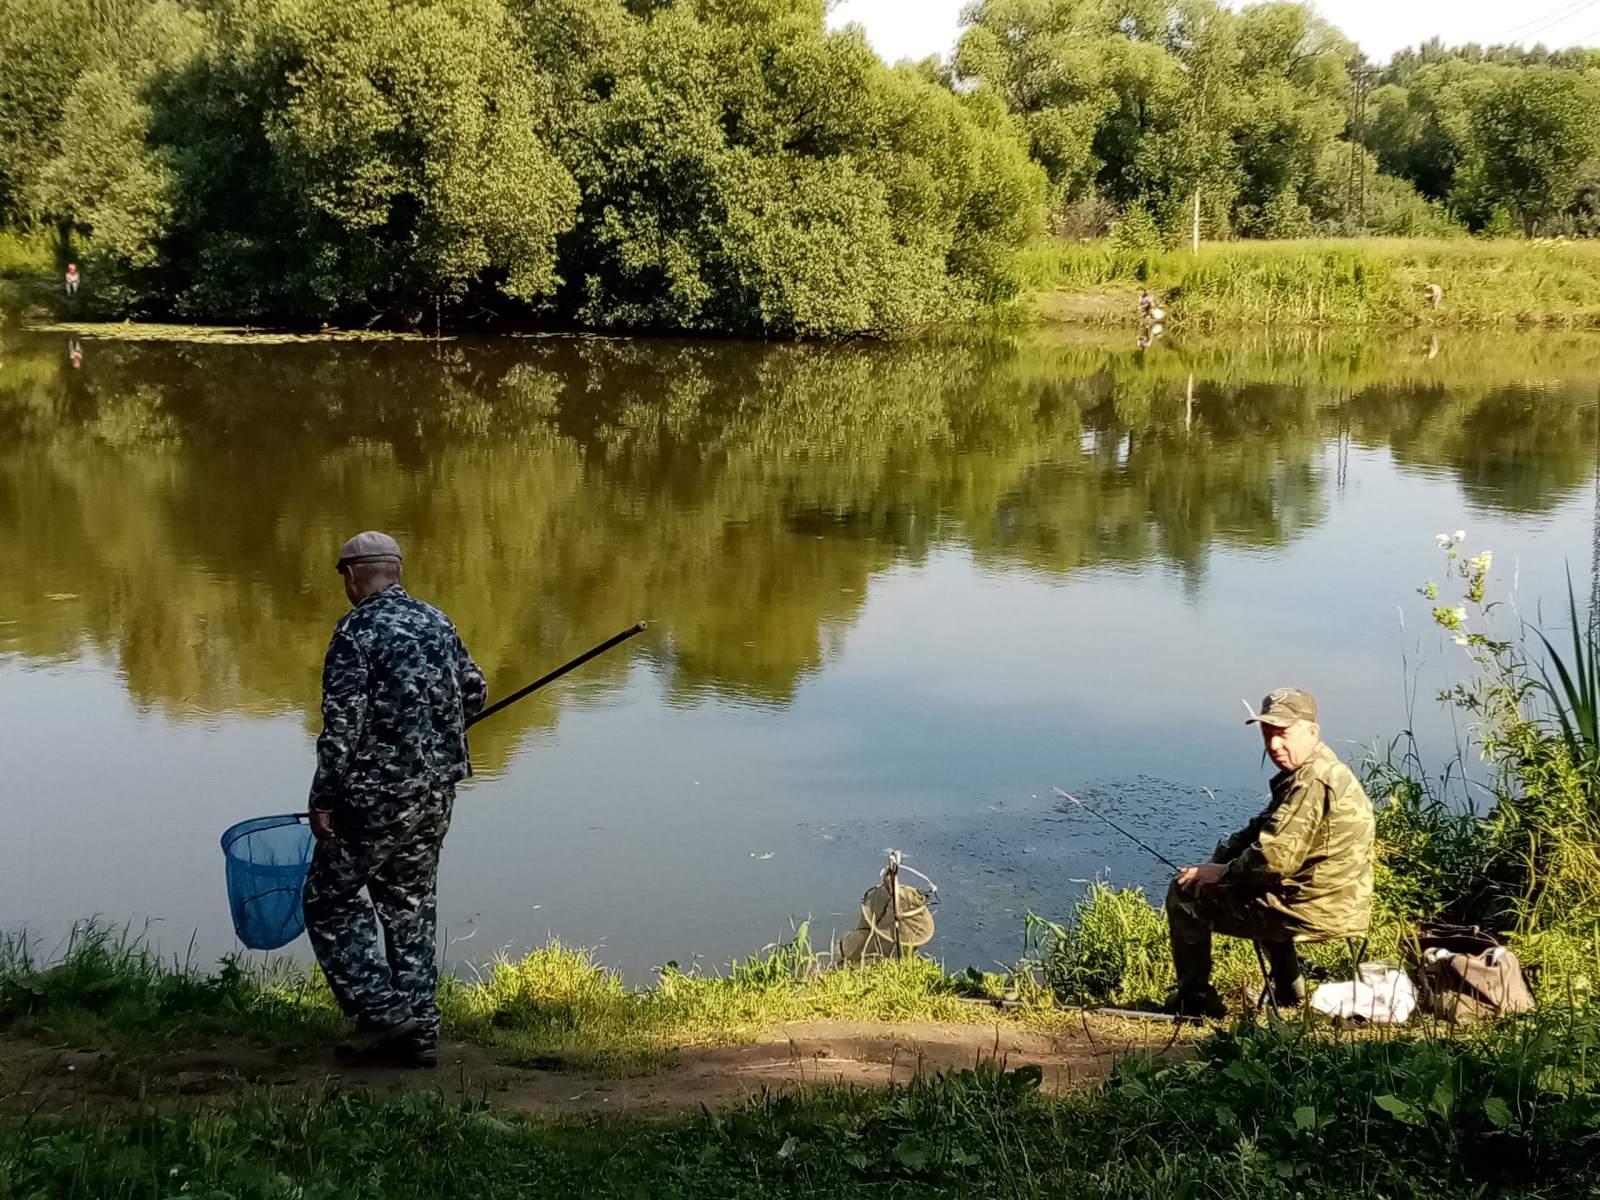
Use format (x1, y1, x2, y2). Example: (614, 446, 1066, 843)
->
(1245, 687, 1317, 728)
(336, 530, 403, 573)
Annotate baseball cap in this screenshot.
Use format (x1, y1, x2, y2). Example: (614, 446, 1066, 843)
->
(1245, 687, 1318, 727)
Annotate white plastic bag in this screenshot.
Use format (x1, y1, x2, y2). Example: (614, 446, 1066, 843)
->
(1309, 965, 1416, 1024)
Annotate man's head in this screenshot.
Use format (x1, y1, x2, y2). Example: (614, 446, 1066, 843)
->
(336, 531, 403, 605)
(1246, 687, 1321, 771)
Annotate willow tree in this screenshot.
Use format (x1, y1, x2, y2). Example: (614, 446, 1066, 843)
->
(148, 0, 580, 322)
(551, 0, 1047, 337)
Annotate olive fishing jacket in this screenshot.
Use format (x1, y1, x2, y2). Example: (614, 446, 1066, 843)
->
(309, 586, 487, 814)
(1212, 741, 1376, 939)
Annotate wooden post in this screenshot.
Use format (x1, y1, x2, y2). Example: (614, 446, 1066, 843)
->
(1192, 188, 1200, 253)
(886, 851, 902, 960)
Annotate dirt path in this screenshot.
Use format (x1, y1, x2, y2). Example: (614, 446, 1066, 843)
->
(2, 1016, 1183, 1119)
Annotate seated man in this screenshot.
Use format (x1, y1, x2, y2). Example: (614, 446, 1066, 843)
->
(1165, 688, 1375, 1019)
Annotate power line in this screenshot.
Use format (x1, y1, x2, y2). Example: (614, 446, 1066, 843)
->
(1512, 2, 1600, 44)
(1492, 0, 1598, 40)
(1557, 23, 1600, 45)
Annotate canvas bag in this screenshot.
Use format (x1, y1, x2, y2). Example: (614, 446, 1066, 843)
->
(1413, 924, 1535, 1024)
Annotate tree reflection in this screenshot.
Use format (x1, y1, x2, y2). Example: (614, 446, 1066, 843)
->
(0, 329, 1595, 768)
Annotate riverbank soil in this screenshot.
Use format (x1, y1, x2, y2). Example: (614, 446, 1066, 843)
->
(0, 1016, 1181, 1119)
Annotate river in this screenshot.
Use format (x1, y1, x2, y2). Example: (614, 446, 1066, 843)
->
(2, 325, 1597, 979)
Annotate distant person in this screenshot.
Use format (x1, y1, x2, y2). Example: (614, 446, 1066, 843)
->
(1424, 282, 1442, 311)
(1163, 688, 1375, 1020)
(64, 263, 79, 295)
(303, 531, 486, 1067)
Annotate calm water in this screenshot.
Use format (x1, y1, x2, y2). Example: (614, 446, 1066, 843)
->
(2, 327, 1598, 978)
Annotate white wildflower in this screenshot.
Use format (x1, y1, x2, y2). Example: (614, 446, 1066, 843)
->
(1455, 530, 1466, 541)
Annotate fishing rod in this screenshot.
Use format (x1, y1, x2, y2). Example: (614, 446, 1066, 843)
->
(1052, 787, 1180, 872)
(469, 622, 648, 727)
(291, 624, 648, 828)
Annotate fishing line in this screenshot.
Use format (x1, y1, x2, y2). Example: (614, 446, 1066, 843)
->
(1052, 787, 1180, 872)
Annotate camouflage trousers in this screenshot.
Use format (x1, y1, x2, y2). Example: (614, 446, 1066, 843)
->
(1165, 877, 1307, 997)
(303, 784, 453, 1038)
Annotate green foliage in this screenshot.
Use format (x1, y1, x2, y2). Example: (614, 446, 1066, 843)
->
(145, 0, 580, 323)
(1364, 745, 1493, 928)
(0, 922, 341, 1053)
(958, 0, 1356, 237)
(0, 0, 1045, 333)
(560, 1, 1044, 336)
(1109, 200, 1163, 252)
(440, 928, 992, 1072)
(1103, 1011, 1600, 1193)
(1467, 67, 1600, 236)
(1414, 535, 1600, 994)
(0, 0, 92, 224)
(1530, 574, 1600, 774)
(1026, 884, 1171, 1006)
(1365, 60, 1600, 236)
(0, 227, 54, 277)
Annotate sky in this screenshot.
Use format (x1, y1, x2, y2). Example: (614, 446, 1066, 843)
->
(826, 0, 1600, 66)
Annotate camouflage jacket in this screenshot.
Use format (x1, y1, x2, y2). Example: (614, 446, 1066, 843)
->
(309, 586, 487, 814)
(1212, 741, 1376, 938)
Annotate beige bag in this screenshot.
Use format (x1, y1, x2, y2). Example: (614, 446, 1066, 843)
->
(1414, 925, 1535, 1023)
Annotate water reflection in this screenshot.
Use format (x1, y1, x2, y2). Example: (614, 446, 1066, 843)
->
(3, 328, 1600, 971)
(3, 330, 1598, 755)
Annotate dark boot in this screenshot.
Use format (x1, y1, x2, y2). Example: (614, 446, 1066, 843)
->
(1262, 941, 1306, 1007)
(336, 1015, 422, 1065)
(1163, 985, 1228, 1022)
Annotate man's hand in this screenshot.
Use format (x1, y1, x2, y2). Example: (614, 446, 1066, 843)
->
(1177, 862, 1226, 893)
(309, 811, 336, 843)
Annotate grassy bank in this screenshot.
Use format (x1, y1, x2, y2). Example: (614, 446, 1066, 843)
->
(2, 1004, 1597, 1197)
(0, 922, 1086, 1075)
(1021, 238, 1600, 329)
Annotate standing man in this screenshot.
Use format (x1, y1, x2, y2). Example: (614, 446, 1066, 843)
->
(303, 531, 486, 1066)
(64, 263, 79, 295)
(1164, 688, 1374, 1019)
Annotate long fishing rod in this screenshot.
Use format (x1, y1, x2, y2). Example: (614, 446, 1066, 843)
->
(293, 624, 648, 826)
(469, 622, 647, 727)
(1052, 787, 1180, 872)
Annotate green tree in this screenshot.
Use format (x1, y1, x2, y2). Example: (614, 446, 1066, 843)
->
(151, 0, 580, 322)
(558, 0, 1045, 337)
(956, 0, 1353, 239)
(0, 0, 91, 226)
(30, 1, 203, 308)
(1468, 66, 1600, 236)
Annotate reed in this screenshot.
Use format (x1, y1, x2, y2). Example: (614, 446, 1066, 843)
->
(1020, 237, 1600, 328)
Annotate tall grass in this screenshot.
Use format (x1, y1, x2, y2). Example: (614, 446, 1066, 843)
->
(0, 227, 53, 278)
(1531, 573, 1600, 775)
(0, 923, 341, 1053)
(1020, 237, 1600, 328)
(441, 928, 1023, 1074)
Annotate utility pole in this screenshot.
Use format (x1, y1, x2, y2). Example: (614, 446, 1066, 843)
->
(1347, 62, 1373, 235)
(1193, 188, 1201, 252)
